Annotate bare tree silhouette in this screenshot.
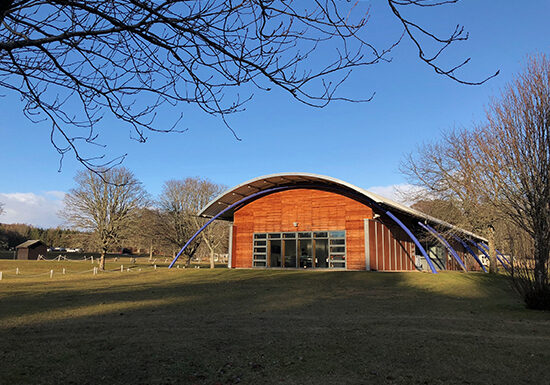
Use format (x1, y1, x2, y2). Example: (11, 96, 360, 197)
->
(0, 0, 497, 172)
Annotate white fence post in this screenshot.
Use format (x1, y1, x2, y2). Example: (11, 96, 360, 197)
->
(50, 270, 54, 279)
(63, 268, 66, 275)
(121, 265, 123, 272)
(91, 256, 94, 264)
(93, 267, 97, 275)
(0, 271, 2, 280)
(16, 267, 19, 275)
(154, 264, 157, 270)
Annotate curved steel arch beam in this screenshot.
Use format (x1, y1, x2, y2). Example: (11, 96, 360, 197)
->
(169, 183, 338, 268)
(496, 249, 512, 268)
(480, 243, 512, 269)
(418, 222, 467, 272)
(168, 186, 288, 268)
(451, 235, 488, 273)
(380, 211, 438, 274)
(169, 184, 438, 273)
(470, 240, 510, 273)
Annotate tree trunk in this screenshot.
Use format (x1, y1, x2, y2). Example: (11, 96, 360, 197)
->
(185, 245, 198, 267)
(99, 248, 106, 270)
(149, 239, 153, 261)
(210, 249, 215, 269)
(487, 226, 497, 274)
(534, 235, 549, 291)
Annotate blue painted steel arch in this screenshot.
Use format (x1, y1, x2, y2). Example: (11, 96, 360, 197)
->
(496, 249, 512, 269)
(451, 235, 488, 272)
(418, 222, 467, 272)
(469, 240, 510, 273)
(168, 184, 438, 273)
(381, 211, 438, 273)
(168, 186, 288, 268)
(478, 243, 512, 271)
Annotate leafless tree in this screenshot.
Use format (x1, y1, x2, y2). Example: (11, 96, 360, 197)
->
(0, 0, 497, 172)
(61, 167, 149, 270)
(157, 179, 200, 265)
(125, 207, 161, 260)
(403, 55, 550, 309)
(0, 202, 4, 216)
(186, 181, 228, 269)
(157, 177, 226, 267)
(199, 221, 229, 269)
(402, 128, 501, 272)
(472, 55, 550, 309)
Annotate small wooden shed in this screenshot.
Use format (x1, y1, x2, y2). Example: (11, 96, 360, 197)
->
(16, 240, 47, 260)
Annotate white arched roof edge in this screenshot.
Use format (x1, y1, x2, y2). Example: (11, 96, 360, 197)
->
(198, 172, 487, 242)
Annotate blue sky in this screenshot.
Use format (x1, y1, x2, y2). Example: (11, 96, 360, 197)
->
(1, 1, 549, 227)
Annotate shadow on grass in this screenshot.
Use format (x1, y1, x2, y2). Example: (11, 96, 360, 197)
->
(0, 270, 548, 385)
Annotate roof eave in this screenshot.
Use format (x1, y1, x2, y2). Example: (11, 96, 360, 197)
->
(197, 172, 488, 243)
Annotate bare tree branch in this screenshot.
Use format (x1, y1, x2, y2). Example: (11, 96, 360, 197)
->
(1, 0, 496, 172)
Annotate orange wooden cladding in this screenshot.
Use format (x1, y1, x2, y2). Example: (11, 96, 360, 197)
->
(231, 188, 418, 271)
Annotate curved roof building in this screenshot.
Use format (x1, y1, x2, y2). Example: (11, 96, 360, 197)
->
(198, 173, 487, 272)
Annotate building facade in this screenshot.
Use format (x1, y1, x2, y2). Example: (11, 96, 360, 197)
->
(198, 173, 487, 272)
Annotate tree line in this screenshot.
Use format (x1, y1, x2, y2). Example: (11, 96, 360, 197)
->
(0, 172, 229, 269)
(60, 169, 229, 270)
(0, 223, 86, 251)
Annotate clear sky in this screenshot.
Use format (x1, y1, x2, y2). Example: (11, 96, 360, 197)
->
(1, 1, 549, 227)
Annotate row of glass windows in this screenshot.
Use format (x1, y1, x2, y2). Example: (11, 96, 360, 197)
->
(253, 231, 346, 269)
(254, 231, 345, 240)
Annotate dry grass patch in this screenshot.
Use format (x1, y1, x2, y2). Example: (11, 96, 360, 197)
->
(0, 261, 548, 384)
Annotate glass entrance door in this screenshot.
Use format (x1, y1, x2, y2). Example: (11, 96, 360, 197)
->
(314, 239, 329, 268)
(269, 240, 282, 267)
(298, 239, 313, 268)
(283, 239, 297, 268)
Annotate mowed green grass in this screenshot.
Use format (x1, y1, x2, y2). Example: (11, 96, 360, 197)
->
(0, 260, 548, 385)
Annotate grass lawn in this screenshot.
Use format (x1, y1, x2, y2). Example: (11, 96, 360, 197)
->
(0, 260, 548, 384)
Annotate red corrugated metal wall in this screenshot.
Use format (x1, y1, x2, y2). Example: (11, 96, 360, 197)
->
(366, 219, 416, 271)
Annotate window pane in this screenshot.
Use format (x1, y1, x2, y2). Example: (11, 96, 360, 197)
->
(329, 231, 345, 238)
(254, 240, 267, 246)
(331, 255, 346, 261)
(283, 233, 296, 238)
(331, 262, 346, 268)
(268, 233, 281, 239)
(284, 239, 297, 268)
(254, 233, 267, 239)
(253, 261, 267, 267)
(314, 232, 328, 238)
(330, 246, 345, 253)
(298, 239, 313, 267)
(298, 232, 312, 238)
(254, 247, 266, 253)
(270, 240, 282, 267)
(330, 239, 345, 245)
